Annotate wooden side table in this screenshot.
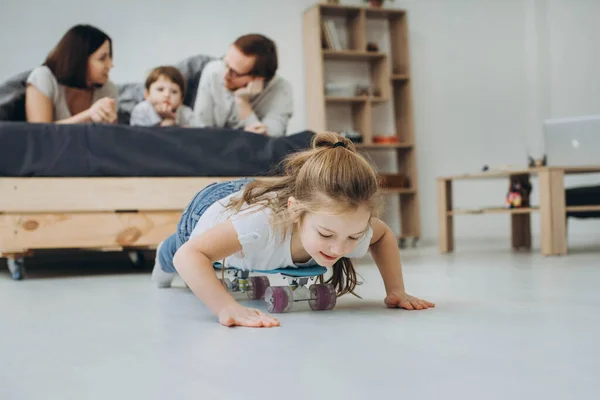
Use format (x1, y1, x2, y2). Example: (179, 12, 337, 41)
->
(437, 166, 600, 256)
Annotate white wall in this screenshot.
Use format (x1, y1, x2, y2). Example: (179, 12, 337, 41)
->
(540, 0, 600, 242)
(546, 0, 600, 118)
(1, 0, 598, 244)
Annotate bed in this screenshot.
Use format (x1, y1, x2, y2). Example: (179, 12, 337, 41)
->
(0, 121, 314, 279)
(0, 54, 315, 280)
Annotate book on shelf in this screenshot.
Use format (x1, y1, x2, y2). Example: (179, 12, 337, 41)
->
(322, 19, 342, 50)
(321, 21, 333, 49)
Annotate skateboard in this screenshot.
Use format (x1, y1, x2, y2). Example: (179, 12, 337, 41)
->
(213, 263, 336, 313)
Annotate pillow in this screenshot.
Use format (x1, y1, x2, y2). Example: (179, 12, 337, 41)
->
(0, 70, 31, 121)
(174, 54, 217, 107)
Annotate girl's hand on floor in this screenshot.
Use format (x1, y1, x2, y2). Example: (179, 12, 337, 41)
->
(218, 304, 280, 328)
(384, 292, 435, 310)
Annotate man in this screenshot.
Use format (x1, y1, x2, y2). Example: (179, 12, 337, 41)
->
(193, 34, 293, 137)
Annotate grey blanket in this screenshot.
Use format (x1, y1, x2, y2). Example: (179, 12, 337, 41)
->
(0, 54, 216, 124)
(0, 122, 314, 177)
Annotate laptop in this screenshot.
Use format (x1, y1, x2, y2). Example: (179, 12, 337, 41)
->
(543, 114, 600, 167)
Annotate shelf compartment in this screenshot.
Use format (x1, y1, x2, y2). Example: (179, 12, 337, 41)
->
(356, 142, 413, 149)
(323, 50, 386, 61)
(448, 207, 539, 216)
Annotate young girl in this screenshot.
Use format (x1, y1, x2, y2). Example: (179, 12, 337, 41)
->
(152, 132, 434, 328)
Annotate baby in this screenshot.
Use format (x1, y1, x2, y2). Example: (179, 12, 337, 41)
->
(130, 66, 195, 127)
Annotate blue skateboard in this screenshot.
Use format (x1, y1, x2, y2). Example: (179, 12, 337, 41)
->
(213, 263, 337, 313)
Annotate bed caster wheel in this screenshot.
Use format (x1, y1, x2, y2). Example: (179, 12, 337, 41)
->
(128, 251, 146, 269)
(412, 238, 419, 248)
(309, 283, 337, 311)
(264, 286, 293, 313)
(247, 276, 270, 300)
(398, 238, 406, 249)
(7, 258, 26, 281)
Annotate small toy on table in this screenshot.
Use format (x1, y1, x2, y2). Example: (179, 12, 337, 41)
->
(506, 179, 532, 209)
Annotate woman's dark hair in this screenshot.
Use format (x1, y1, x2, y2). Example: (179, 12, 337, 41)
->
(44, 24, 112, 89)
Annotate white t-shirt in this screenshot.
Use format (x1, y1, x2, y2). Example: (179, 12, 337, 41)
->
(26, 66, 119, 121)
(189, 190, 374, 271)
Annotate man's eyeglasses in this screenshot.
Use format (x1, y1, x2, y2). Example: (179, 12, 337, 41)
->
(222, 57, 252, 79)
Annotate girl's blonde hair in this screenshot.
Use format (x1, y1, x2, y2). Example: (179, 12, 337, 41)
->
(227, 132, 383, 297)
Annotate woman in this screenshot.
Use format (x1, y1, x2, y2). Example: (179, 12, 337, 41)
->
(26, 24, 118, 124)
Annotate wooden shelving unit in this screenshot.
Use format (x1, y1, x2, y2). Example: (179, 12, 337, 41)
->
(303, 3, 420, 245)
(448, 207, 539, 216)
(322, 49, 386, 61)
(356, 142, 413, 149)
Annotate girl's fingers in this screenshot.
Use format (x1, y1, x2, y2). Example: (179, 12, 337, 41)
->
(255, 311, 279, 326)
(238, 316, 263, 328)
(263, 316, 280, 326)
(415, 298, 435, 309)
(220, 315, 235, 327)
(237, 312, 279, 328)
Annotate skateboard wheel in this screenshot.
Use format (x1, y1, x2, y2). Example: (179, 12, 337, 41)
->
(264, 286, 293, 313)
(309, 283, 337, 311)
(219, 278, 233, 291)
(247, 276, 270, 299)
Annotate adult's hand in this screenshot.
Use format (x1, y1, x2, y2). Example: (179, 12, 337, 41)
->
(89, 97, 117, 123)
(245, 123, 268, 135)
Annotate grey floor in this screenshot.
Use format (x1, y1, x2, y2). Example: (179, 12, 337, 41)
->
(1, 241, 600, 400)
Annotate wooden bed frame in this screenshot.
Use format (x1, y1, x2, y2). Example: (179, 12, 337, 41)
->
(0, 177, 241, 278)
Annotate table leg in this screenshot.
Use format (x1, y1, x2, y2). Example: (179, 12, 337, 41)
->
(437, 179, 454, 253)
(509, 173, 532, 250)
(511, 213, 532, 250)
(539, 169, 567, 256)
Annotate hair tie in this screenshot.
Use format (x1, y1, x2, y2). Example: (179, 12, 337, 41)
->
(332, 142, 346, 149)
